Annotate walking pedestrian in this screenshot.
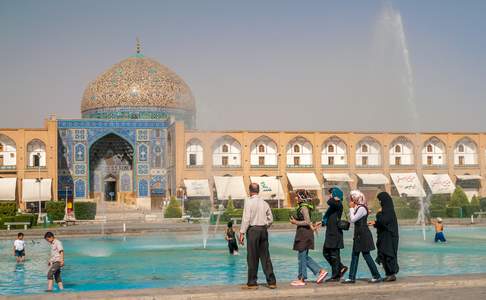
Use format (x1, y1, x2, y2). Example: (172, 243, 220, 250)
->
(342, 190, 382, 284)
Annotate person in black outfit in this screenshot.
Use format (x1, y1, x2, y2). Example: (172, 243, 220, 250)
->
(322, 187, 348, 282)
(342, 190, 382, 284)
(370, 192, 399, 282)
(225, 221, 239, 255)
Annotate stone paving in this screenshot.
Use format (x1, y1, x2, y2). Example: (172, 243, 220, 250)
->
(2, 274, 486, 300)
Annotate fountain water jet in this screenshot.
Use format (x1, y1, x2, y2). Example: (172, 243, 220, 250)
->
(377, 1, 429, 240)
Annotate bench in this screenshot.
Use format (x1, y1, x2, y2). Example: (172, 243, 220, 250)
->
(53, 220, 76, 226)
(4, 222, 30, 231)
(473, 212, 486, 219)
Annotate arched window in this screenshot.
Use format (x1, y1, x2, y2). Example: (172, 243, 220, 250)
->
(422, 137, 446, 166)
(427, 144, 433, 153)
(395, 145, 401, 153)
(186, 139, 204, 166)
(0, 134, 16, 167)
(212, 136, 241, 167)
(321, 136, 347, 167)
(389, 136, 414, 166)
(458, 144, 465, 153)
(454, 137, 478, 166)
(361, 144, 368, 153)
(356, 137, 381, 167)
(250, 136, 278, 167)
(138, 144, 148, 162)
(287, 137, 313, 167)
(27, 139, 46, 167)
(328, 145, 334, 153)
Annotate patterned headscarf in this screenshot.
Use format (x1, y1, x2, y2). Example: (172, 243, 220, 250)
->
(350, 190, 367, 207)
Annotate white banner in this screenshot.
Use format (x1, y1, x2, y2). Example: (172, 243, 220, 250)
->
(390, 173, 426, 198)
(423, 174, 455, 194)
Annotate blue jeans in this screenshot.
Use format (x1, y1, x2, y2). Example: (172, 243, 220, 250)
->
(435, 232, 446, 243)
(348, 251, 381, 280)
(298, 250, 322, 280)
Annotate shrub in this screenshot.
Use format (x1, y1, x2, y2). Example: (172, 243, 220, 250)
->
(430, 194, 450, 210)
(46, 201, 65, 221)
(74, 202, 97, 220)
(0, 202, 17, 217)
(480, 198, 486, 211)
(450, 187, 469, 208)
(185, 200, 211, 218)
(446, 207, 462, 218)
(470, 195, 480, 207)
(272, 208, 292, 222)
(462, 205, 480, 218)
(164, 197, 182, 218)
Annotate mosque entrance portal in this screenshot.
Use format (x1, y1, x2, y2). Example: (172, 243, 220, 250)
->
(89, 133, 134, 202)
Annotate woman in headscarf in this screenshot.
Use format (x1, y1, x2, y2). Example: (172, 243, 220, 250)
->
(370, 192, 399, 282)
(290, 191, 328, 286)
(342, 190, 382, 284)
(322, 187, 347, 282)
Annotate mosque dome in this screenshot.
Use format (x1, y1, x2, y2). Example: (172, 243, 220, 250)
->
(81, 42, 195, 120)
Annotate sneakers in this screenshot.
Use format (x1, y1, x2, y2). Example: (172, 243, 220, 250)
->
(316, 270, 328, 284)
(325, 277, 340, 283)
(369, 277, 383, 284)
(267, 284, 277, 289)
(290, 280, 306, 287)
(384, 275, 396, 282)
(341, 279, 356, 284)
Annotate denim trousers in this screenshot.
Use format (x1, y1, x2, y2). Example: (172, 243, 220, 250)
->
(298, 250, 321, 280)
(348, 251, 381, 280)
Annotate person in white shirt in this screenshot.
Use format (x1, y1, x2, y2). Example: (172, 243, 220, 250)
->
(239, 183, 277, 289)
(13, 232, 26, 263)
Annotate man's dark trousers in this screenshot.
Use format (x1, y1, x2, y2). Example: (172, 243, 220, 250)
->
(246, 226, 276, 286)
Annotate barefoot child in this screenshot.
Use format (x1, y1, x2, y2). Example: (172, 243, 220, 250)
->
(225, 221, 239, 255)
(44, 232, 64, 291)
(433, 218, 447, 243)
(13, 232, 26, 263)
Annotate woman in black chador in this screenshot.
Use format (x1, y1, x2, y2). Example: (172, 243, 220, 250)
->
(371, 192, 399, 282)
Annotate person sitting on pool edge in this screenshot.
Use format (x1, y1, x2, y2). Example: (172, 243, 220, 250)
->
(225, 221, 239, 255)
(44, 232, 64, 292)
(432, 218, 447, 243)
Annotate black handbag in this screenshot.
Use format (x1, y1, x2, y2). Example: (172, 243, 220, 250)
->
(337, 213, 350, 231)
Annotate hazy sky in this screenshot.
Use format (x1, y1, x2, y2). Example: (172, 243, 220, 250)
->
(1, 0, 485, 132)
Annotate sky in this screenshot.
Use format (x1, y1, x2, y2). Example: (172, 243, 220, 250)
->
(1, 0, 485, 132)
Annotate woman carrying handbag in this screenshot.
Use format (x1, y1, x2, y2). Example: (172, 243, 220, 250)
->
(342, 190, 382, 284)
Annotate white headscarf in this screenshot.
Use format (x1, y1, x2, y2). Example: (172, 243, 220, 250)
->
(350, 190, 367, 207)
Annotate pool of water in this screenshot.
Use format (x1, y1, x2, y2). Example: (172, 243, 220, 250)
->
(1, 226, 485, 295)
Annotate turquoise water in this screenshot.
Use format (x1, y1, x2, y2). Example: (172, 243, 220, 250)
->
(1, 226, 485, 295)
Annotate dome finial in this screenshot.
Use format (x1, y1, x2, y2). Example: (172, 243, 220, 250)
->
(136, 37, 142, 54)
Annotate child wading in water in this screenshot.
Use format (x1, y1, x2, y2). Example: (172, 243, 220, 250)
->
(433, 218, 447, 243)
(44, 232, 64, 291)
(290, 190, 328, 286)
(13, 232, 26, 263)
(225, 221, 239, 255)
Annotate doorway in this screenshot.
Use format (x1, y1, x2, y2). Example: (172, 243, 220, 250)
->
(104, 177, 117, 201)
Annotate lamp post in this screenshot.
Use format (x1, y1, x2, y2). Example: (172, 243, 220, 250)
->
(35, 153, 43, 223)
(64, 185, 70, 220)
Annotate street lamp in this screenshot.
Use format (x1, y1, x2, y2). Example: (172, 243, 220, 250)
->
(35, 153, 43, 224)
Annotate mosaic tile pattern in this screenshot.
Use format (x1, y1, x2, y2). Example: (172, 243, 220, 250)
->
(81, 56, 195, 113)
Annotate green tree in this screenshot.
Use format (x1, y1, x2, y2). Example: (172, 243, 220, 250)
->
(470, 195, 480, 206)
(449, 187, 469, 207)
(225, 197, 235, 212)
(164, 196, 182, 218)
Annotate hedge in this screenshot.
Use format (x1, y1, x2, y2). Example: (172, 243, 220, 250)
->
(185, 200, 211, 218)
(74, 202, 97, 220)
(430, 209, 446, 218)
(479, 198, 486, 211)
(0, 202, 17, 217)
(0, 214, 38, 229)
(446, 207, 462, 218)
(462, 205, 480, 218)
(395, 207, 417, 219)
(46, 201, 65, 221)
